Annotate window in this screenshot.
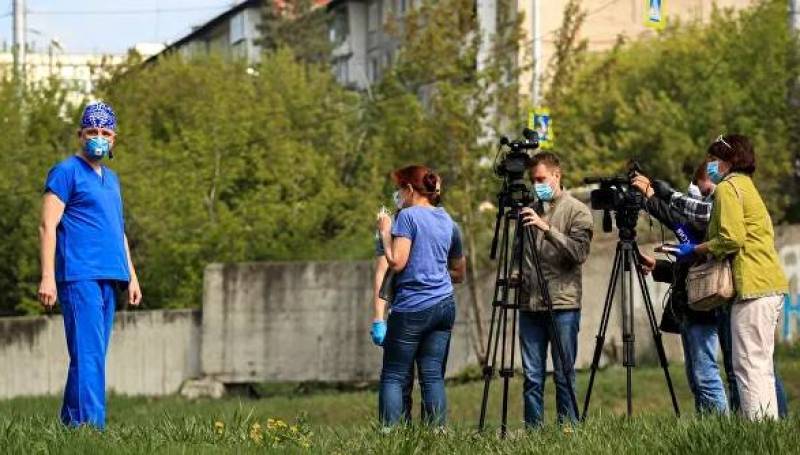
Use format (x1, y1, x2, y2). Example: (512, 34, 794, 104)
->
(336, 59, 349, 83)
(330, 7, 349, 45)
(382, 0, 391, 23)
(367, 0, 379, 47)
(369, 57, 380, 82)
(231, 40, 247, 60)
(397, 0, 408, 14)
(230, 11, 246, 44)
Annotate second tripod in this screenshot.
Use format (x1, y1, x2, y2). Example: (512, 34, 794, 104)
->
(581, 224, 681, 418)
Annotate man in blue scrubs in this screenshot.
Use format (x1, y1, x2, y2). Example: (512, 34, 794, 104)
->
(37, 101, 142, 429)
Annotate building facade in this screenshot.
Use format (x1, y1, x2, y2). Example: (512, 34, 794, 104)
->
(519, 0, 757, 103)
(329, 0, 410, 90)
(149, 0, 331, 65)
(329, 0, 756, 93)
(0, 51, 126, 106)
(149, 0, 265, 65)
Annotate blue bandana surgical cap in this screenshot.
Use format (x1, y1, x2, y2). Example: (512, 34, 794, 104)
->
(81, 101, 117, 131)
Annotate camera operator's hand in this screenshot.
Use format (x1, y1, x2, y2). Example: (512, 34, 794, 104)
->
(520, 207, 549, 232)
(631, 175, 655, 199)
(651, 180, 675, 201)
(371, 320, 387, 346)
(639, 254, 656, 275)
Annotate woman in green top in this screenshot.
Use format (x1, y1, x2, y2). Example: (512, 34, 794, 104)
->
(682, 134, 788, 420)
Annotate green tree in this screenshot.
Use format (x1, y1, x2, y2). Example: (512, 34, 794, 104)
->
(95, 50, 366, 309)
(551, 0, 800, 221)
(0, 78, 78, 315)
(360, 0, 528, 360)
(258, 0, 332, 64)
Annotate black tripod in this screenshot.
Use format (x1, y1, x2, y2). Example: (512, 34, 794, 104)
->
(477, 190, 580, 437)
(581, 215, 680, 418)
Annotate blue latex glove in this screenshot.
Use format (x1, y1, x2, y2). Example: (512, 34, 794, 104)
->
(675, 243, 696, 260)
(371, 320, 387, 346)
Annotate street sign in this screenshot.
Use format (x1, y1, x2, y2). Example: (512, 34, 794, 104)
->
(645, 0, 666, 30)
(528, 108, 553, 149)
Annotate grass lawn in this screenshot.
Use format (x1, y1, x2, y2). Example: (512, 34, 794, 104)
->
(1, 346, 798, 453)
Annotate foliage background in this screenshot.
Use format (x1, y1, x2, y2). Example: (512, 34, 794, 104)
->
(0, 0, 797, 314)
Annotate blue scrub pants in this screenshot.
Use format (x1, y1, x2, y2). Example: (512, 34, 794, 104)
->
(57, 280, 117, 429)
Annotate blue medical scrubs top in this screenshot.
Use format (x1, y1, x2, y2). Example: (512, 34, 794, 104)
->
(44, 155, 130, 283)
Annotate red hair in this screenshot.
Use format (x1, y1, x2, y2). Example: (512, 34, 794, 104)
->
(392, 165, 441, 205)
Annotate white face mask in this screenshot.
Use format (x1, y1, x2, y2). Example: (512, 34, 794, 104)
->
(392, 191, 404, 210)
(687, 183, 702, 201)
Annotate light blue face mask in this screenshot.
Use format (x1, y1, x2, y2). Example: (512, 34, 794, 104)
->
(392, 191, 404, 210)
(534, 182, 554, 202)
(706, 160, 724, 184)
(84, 136, 111, 161)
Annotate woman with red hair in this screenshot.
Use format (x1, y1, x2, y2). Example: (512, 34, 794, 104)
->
(374, 165, 466, 427)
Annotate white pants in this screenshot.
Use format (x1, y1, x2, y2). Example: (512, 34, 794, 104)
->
(731, 295, 783, 420)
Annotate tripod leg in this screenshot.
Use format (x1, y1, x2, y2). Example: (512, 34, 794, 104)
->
(479, 212, 512, 430)
(582, 244, 624, 420)
(500, 212, 525, 439)
(631, 248, 681, 417)
(500, 299, 510, 438)
(622, 247, 636, 417)
(478, 292, 502, 429)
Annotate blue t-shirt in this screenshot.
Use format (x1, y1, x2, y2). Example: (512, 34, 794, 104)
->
(375, 213, 463, 257)
(45, 156, 130, 283)
(391, 206, 463, 312)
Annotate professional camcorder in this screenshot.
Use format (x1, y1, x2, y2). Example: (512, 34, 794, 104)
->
(493, 128, 540, 204)
(584, 161, 646, 234)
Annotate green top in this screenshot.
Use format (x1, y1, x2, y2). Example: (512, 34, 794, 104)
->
(706, 174, 788, 299)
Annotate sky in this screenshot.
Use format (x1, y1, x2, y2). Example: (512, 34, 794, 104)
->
(0, 0, 242, 55)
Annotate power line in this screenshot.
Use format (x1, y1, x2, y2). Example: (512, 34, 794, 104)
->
(26, 5, 230, 16)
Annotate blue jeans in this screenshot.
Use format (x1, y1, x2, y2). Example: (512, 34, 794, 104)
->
(718, 305, 788, 418)
(379, 296, 455, 426)
(519, 310, 580, 427)
(680, 319, 728, 413)
(57, 280, 117, 429)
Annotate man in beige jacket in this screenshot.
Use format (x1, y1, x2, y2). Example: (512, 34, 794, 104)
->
(518, 151, 594, 427)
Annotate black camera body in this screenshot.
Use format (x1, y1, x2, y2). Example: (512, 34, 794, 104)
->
(495, 128, 540, 206)
(584, 162, 645, 236)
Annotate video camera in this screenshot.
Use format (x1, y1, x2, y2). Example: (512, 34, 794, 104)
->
(494, 128, 540, 205)
(583, 161, 645, 235)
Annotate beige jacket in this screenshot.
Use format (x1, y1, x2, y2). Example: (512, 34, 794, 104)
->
(519, 190, 594, 312)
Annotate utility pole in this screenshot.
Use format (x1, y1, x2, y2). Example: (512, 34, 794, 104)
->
(12, 0, 26, 82)
(476, 0, 497, 146)
(477, 0, 496, 72)
(531, 0, 542, 106)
